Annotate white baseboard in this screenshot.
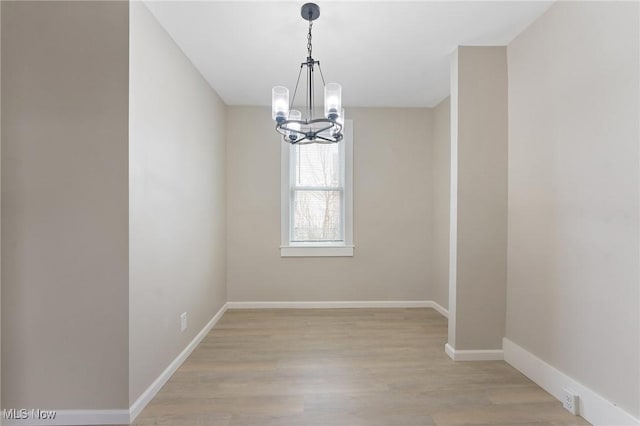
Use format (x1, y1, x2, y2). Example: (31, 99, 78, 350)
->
(227, 300, 449, 318)
(128, 302, 228, 422)
(226, 300, 432, 309)
(503, 338, 639, 426)
(445, 343, 504, 361)
(2, 410, 129, 426)
(427, 301, 449, 318)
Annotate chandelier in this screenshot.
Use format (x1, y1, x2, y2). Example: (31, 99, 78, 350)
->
(271, 3, 344, 144)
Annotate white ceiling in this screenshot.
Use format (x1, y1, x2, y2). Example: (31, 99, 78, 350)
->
(144, 1, 553, 108)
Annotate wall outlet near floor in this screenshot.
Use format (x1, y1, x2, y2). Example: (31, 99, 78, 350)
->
(180, 312, 188, 332)
(562, 388, 579, 415)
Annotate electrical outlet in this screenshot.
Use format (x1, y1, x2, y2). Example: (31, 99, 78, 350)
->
(562, 388, 579, 415)
(180, 312, 187, 332)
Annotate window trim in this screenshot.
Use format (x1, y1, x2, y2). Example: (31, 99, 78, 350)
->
(280, 120, 354, 257)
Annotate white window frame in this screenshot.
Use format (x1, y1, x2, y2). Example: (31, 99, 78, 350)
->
(280, 120, 354, 257)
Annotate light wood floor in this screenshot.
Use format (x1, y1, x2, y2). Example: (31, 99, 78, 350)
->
(130, 308, 590, 426)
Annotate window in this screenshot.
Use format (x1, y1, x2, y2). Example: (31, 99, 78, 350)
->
(281, 120, 353, 257)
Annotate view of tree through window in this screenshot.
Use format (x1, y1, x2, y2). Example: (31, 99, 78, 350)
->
(292, 143, 343, 242)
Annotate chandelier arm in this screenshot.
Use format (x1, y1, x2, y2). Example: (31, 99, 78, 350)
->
(290, 64, 304, 111)
(311, 122, 334, 134)
(317, 62, 327, 87)
(310, 61, 315, 122)
(307, 118, 342, 133)
(279, 118, 338, 130)
(305, 63, 310, 121)
(313, 136, 337, 143)
(276, 120, 302, 132)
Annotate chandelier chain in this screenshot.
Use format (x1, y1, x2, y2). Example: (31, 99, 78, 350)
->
(307, 21, 313, 58)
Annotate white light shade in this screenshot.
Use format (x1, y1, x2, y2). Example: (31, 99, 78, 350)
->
(324, 83, 342, 119)
(288, 110, 302, 140)
(272, 86, 289, 121)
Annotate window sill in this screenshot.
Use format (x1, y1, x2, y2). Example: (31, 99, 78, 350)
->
(280, 245, 354, 257)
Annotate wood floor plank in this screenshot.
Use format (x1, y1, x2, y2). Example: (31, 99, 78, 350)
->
(130, 308, 590, 426)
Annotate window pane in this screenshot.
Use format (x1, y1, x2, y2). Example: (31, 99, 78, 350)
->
(292, 190, 342, 241)
(294, 143, 340, 187)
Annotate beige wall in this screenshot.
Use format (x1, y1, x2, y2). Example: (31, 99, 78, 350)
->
(129, 2, 227, 404)
(1, 1, 129, 409)
(449, 47, 508, 350)
(431, 97, 450, 310)
(507, 1, 639, 417)
(227, 107, 432, 302)
(1, 1, 3, 416)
